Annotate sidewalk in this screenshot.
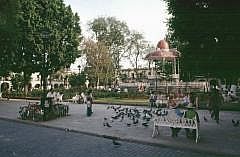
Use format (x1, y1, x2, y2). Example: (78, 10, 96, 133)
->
(0, 99, 239, 156)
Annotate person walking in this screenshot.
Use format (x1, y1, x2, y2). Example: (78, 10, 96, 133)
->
(208, 87, 223, 123)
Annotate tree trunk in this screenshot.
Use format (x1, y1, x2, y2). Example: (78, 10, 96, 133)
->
(23, 71, 28, 97)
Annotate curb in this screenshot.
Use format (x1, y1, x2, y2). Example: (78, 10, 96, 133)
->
(0, 117, 232, 156)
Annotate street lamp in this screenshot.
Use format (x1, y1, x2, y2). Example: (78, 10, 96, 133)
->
(40, 30, 50, 108)
(77, 65, 81, 74)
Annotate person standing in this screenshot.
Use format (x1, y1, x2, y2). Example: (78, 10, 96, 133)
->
(208, 87, 223, 123)
(46, 89, 54, 107)
(86, 90, 93, 116)
(149, 91, 156, 108)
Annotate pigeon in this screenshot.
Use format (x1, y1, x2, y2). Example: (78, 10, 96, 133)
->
(103, 118, 112, 127)
(133, 119, 139, 124)
(111, 115, 119, 120)
(64, 128, 70, 132)
(204, 116, 208, 122)
(106, 122, 112, 127)
(232, 120, 239, 127)
(142, 122, 149, 127)
(145, 117, 151, 121)
(112, 139, 121, 146)
(119, 115, 124, 122)
(103, 118, 108, 126)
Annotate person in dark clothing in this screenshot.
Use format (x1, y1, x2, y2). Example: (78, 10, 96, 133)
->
(208, 87, 223, 123)
(86, 90, 93, 116)
(184, 103, 200, 139)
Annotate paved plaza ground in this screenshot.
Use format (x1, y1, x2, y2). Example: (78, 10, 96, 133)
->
(0, 99, 239, 156)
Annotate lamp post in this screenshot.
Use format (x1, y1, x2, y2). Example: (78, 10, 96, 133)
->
(77, 65, 81, 74)
(41, 30, 50, 108)
(155, 61, 158, 92)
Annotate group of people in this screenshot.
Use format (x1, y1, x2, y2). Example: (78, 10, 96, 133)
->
(168, 94, 200, 139)
(46, 89, 64, 106)
(149, 86, 223, 139)
(149, 91, 198, 109)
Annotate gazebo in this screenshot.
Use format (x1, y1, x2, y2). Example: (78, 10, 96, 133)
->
(145, 40, 181, 91)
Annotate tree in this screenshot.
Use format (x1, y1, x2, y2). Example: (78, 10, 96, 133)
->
(88, 17, 130, 74)
(11, 73, 24, 92)
(82, 39, 114, 88)
(0, 0, 19, 77)
(68, 73, 86, 88)
(125, 31, 151, 79)
(13, 0, 82, 96)
(164, 0, 240, 83)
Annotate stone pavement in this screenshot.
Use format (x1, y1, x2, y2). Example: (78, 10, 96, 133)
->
(0, 99, 239, 156)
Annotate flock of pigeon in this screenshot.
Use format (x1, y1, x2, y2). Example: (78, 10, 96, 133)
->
(103, 105, 169, 128)
(103, 105, 240, 128)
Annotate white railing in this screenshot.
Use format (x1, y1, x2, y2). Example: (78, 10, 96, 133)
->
(119, 82, 150, 87)
(119, 81, 207, 89)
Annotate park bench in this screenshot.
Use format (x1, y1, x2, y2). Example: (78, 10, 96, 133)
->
(152, 109, 200, 143)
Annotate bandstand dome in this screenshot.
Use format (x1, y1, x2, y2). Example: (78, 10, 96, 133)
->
(145, 40, 181, 61)
(157, 39, 169, 49)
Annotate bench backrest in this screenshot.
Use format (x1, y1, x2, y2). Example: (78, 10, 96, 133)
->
(154, 115, 198, 129)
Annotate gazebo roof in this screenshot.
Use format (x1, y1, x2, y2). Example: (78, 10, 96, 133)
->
(145, 39, 181, 61)
(145, 48, 181, 61)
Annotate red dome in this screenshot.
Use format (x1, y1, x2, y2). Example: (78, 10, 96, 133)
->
(157, 40, 169, 49)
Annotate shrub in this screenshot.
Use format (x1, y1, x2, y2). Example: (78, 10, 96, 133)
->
(92, 90, 148, 99)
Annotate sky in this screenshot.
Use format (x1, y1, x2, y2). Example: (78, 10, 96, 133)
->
(63, 0, 169, 71)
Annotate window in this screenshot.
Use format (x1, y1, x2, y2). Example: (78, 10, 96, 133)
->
(131, 73, 135, 79)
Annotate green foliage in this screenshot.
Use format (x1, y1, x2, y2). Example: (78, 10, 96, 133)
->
(93, 91, 121, 98)
(14, 0, 82, 75)
(93, 90, 148, 99)
(125, 31, 150, 78)
(155, 60, 173, 79)
(68, 73, 86, 87)
(1, 0, 82, 90)
(88, 17, 130, 70)
(164, 0, 240, 83)
(11, 73, 24, 92)
(83, 39, 114, 87)
(27, 89, 43, 98)
(0, 0, 19, 76)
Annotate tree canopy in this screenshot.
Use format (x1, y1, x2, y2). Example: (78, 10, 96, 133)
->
(88, 17, 129, 71)
(164, 0, 240, 83)
(15, 0, 82, 76)
(0, 0, 82, 77)
(82, 39, 113, 87)
(0, 0, 19, 76)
